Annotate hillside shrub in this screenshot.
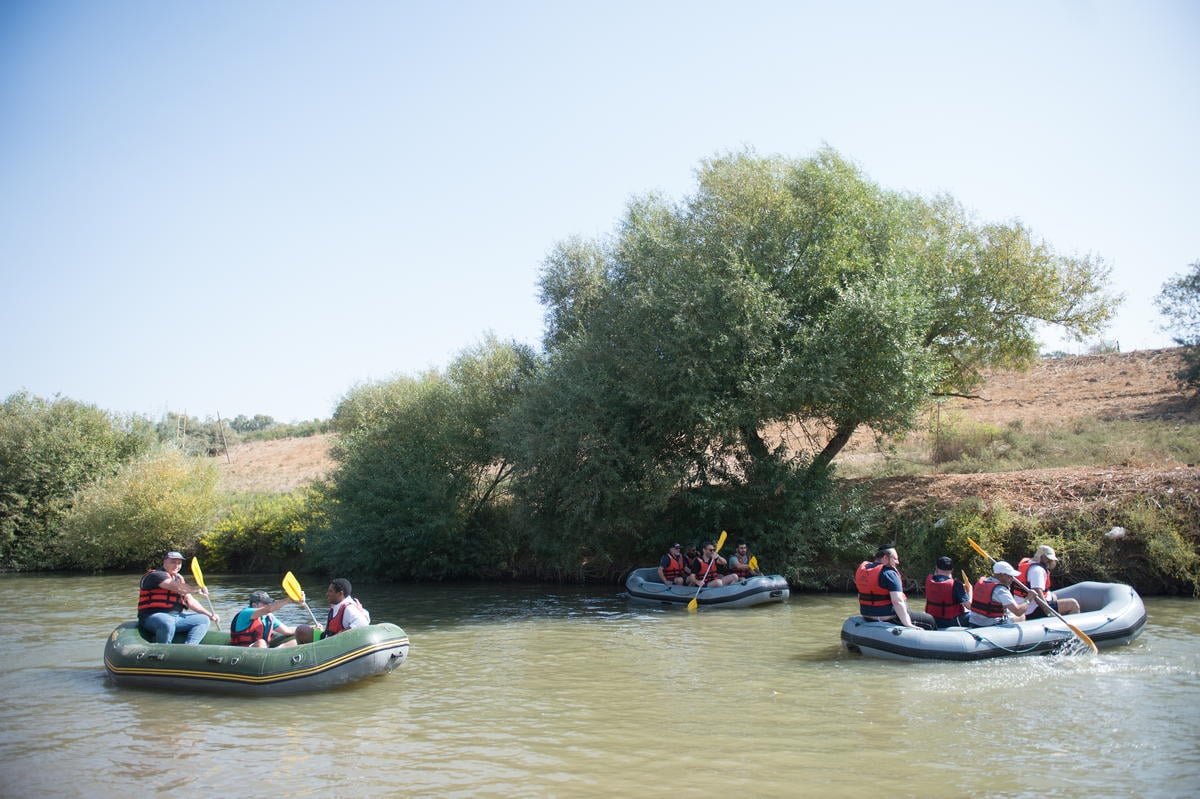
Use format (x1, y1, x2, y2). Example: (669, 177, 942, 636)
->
(58, 447, 220, 570)
(199, 486, 323, 572)
(874, 491, 1200, 596)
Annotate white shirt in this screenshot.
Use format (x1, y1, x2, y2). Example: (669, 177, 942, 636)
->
(328, 596, 371, 629)
(1026, 562, 1050, 598)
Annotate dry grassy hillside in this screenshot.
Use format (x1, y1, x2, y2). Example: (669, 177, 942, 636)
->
(215, 348, 1199, 505)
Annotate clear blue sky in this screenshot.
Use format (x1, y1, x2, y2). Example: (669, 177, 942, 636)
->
(2, 1, 1197, 422)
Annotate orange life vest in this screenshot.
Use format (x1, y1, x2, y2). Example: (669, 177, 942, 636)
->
(692, 557, 722, 585)
(661, 553, 687, 580)
(970, 578, 1006, 619)
(856, 561, 903, 617)
(731, 555, 754, 579)
(137, 571, 185, 617)
(924, 574, 964, 620)
(1013, 558, 1050, 598)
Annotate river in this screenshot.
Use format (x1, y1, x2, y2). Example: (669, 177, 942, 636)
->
(0, 573, 1196, 798)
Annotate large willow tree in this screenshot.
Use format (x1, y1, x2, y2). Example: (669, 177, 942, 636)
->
(505, 148, 1115, 575)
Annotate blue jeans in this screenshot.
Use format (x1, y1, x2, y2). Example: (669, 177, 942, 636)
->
(141, 611, 211, 644)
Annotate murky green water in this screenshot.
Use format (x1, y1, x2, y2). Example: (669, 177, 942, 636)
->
(0, 574, 1196, 798)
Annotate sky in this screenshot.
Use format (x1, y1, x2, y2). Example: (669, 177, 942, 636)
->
(2, 1, 1197, 423)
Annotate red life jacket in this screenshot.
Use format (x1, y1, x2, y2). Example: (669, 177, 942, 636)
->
(692, 557, 721, 585)
(229, 608, 276, 646)
(924, 574, 964, 619)
(1012, 558, 1050, 598)
(325, 597, 365, 636)
(731, 555, 754, 578)
(662, 553, 687, 580)
(856, 561, 903, 617)
(970, 579, 1006, 618)
(137, 571, 185, 617)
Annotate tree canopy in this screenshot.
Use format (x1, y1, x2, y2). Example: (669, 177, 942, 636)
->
(502, 148, 1115, 572)
(1155, 259, 1200, 390)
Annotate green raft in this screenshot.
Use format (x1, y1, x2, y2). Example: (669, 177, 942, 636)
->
(104, 620, 410, 695)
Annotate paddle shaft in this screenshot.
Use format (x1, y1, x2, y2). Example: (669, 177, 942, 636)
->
(687, 530, 728, 611)
(283, 571, 322, 627)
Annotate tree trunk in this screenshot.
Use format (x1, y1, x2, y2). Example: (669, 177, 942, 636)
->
(739, 424, 772, 464)
(812, 418, 859, 471)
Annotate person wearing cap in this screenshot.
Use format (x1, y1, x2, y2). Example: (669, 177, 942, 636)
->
(295, 578, 371, 644)
(854, 544, 936, 630)
(967, 561, 1030, 627)
(1015, 545, 1081, 618)
(136, 551, 218, 644)
(924, 555, 971, 629)
(687, 540, 741, 588)
(657, 543, 689, 585)
(229, 590, 298, 648)
(727, 541, 761, 579)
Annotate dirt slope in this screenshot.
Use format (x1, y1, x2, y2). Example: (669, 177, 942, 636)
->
(215, 348, 1198, 501)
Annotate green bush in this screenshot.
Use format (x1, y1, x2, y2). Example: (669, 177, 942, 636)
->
(58, 447, 220, 570)
(199, 486, 323, 572)
(1, 392, 156, 570)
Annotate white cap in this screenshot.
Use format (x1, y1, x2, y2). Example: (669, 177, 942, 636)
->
(993, 560, 1019, 577)
(1035, 545, 1058, 562)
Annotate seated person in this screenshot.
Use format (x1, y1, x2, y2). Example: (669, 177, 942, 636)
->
(687, 540, 741, 587)
(229, 590, 297, 648)
(968, 561, 1030, 627)
(657, 542, 689, 585)
(1015, 545, 1081, 618)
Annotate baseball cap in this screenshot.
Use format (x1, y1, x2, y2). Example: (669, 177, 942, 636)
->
(1035, 545, 1058, 562)
(993, 560, 1019, 577)
(670, 543, 681, 549)
(935, 556, 953, 570)
(164, 551, 184, 560)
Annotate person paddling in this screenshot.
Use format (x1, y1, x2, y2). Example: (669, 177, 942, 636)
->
(137, 550, 218, 644)
(296, 578, 371, 643)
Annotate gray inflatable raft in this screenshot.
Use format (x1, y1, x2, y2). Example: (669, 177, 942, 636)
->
(624, 567, 790, 609)
(840, 581, 1146, 661)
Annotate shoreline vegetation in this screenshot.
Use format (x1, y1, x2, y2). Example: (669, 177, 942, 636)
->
(4, 352, 1197, 594)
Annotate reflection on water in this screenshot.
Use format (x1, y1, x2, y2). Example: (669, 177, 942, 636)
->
(0, 574, 1197, 798)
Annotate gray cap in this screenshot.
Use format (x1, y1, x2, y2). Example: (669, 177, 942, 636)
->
(249, 590, 273, 605)
(164, 551, 184, 560)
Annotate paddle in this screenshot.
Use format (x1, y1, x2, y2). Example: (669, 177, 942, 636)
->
(282, 571, 322, 627)
(189, 556, 220, 630)
(687, 530, 728, 612)
(966, 537, 1098, 654)
(749, 555, 759, 574)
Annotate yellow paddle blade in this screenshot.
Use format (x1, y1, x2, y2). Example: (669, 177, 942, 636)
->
(966, 537, 992, 562)
(715, 530, 728, 552)
(749, 555, 759, 571)
(960, 569, 970, 588)
(687, 597, 699, 612)
(1066, 621, 1099, 654)
(190, 557, 207, 589)
(282, 571, 304, 602)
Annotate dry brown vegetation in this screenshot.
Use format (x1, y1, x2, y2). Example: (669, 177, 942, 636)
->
(215, 348, 1199, 509)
